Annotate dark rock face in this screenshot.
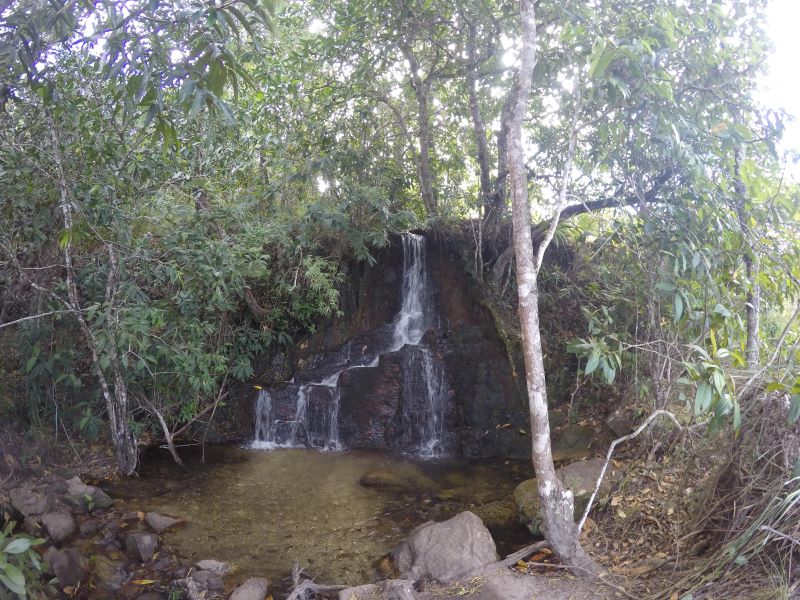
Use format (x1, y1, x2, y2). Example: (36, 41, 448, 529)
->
(225, 235, 542, 459)
(44, 546, 87, 587)
(41, 511, 77, 543)
(125, 532, 159, 562)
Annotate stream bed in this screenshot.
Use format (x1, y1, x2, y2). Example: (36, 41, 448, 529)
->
(107, 445, 532, 593)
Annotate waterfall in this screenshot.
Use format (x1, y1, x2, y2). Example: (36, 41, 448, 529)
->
(251, 232, 449, 456)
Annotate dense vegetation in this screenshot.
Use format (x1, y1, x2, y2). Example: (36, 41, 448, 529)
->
(1, 0, 799, 595)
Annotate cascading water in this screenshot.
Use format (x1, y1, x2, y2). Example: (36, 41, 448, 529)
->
(251, 232, 449, 456)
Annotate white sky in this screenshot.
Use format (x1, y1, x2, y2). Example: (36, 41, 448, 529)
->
(761, 0, 800, 169)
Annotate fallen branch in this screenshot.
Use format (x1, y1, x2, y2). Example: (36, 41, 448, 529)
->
(501, 540, 549, 566)
(577, 409, 683, 532)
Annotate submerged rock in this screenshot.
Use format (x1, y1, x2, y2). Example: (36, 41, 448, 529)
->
(145, 511, 183, 533)
(195, 559, 232, 575)
(339, 579, 416, 600)
(391, 511, 498, 584)
(360, 465, 436, 494)
(230, 577, 270, 600)
(513, 458, 620, 535)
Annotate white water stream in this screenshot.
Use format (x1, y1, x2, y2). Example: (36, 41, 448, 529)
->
(252, 233, 448, 456)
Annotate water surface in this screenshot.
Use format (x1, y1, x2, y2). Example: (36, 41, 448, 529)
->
(108, 446, 530, 593)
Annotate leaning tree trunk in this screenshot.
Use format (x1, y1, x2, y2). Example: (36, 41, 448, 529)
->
(507, 0, 599, 575)
(733, 150, 760, 367)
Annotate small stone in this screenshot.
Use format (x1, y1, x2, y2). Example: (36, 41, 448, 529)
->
(230, 577, 270, 600)
(41, 512, 77, 544)
(23, 515, 43, 536)
(43, 546, 87, 588)
(125, 532, 159, 562)
(64, 477, 113, 513)
(91, 554, 128, 591)
(145, 512, 183, 534)
(194, 559, 231, 575)
(122, 511, 144, 521)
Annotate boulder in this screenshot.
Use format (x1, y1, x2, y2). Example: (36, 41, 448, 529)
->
(9, 486, 52, 517)
(390, 511, 497, 584)
(195, 559, 232, 575)
(230, 577, 270, 600)
(43, 546, 86, 588)
(125, 532, 159, 562)
(513, 458, 620, 535)
(65, 476, 113, 513)
(471, 497, 517, 529)
(339, 579, 416, 600)
(41, 511, 77, 543)
(145, 511, 183, 533)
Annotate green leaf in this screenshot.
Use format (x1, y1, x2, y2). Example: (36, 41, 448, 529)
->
(673, 293, 683, 322)
(585, 351, 600, 375)
(3, 538, 32, 554)
(0, 563, 25, 593)
(789, 394, 800, 425)
(694, 382, 712, 416)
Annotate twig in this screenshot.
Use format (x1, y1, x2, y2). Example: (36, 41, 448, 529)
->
(0, 309, 85, 330)
(758, 525, 800, 547)
(578, 409, 683, 532)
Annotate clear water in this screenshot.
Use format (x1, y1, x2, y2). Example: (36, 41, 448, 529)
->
(107, 446, 530, 595)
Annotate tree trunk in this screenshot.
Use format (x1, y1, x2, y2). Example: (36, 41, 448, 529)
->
(507, 0, 599, 576)
(402, 46, 437, 217)
(733, 150, 760, 366)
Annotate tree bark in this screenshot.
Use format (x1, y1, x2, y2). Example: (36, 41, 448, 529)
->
(733, 150, 760, 366)
(50, 122, 138, 475)
(507, 0, 599, 575)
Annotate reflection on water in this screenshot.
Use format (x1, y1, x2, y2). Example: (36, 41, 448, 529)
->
(108, 446, 530, 592)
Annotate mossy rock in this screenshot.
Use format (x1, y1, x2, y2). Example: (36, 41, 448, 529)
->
(360, 465, 436, 494)
(513, 458, 620, 535)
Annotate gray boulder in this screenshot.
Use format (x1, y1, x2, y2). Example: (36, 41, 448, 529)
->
(125, 532, 159, 562)
(65, 476, 113, 512)
(513, 458, 620, 535)
(9, 486, 52, 517)
(41, 511, 77, 543)
(43, 546, 86, 588)
(390, 511, 497, 584)
(230, 577, 270, 600)
(191, 569, 224, 593)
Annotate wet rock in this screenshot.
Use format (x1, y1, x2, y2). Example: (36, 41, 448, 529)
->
(91, 554, 128, 591)
(41, 511, 77, 543)
(122, 511, 144, 522)
(191, 569, 224, 592)
(80, 519, 99, 536)
(43, 546, 87, 588)
(360, 465, 436, 494)
(195, 559, 232, 575)
(339, 579, 416, 600)
(145, 512, 183, 533)
(125, 532, 159, 562)
(513, 458, 620, 535)
(9, 485, 52, 516)
(391, 511, 498, 584)
(472, 496, 517, 529)
(65, 476, 113, 513)
(230, 577, 270, 600)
